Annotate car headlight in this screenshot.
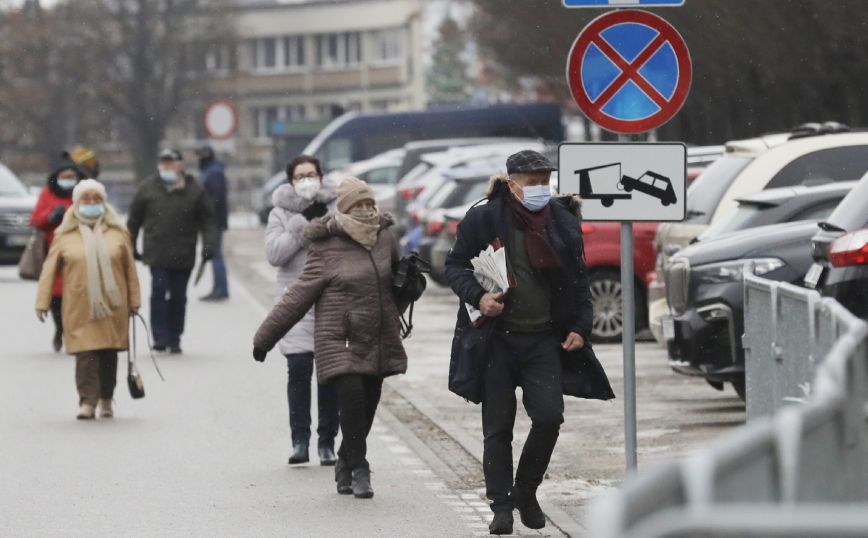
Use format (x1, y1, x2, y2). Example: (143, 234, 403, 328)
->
(694, 258, 785, 285)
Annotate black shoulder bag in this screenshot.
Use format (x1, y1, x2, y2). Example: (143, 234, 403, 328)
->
(127, 312, 166, 399)
(392, 251, 432, 339)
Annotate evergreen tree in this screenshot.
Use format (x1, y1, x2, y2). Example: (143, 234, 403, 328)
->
(427, 15, 472, 106)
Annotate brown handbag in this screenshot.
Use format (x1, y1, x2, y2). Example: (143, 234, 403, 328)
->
(17, 230, 46, 281)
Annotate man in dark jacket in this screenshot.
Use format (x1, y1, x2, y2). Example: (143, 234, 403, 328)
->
(195, 145, 229, 301)
(128, 148, 218, 354)
(445, 150, 612, 535)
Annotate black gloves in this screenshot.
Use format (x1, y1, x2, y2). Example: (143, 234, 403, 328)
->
(133, 249, 142, 261)
(302, 201, 328, 221)
(253, 346, 267, 362)
(201, 248, 214, 262)
(48, 205, 66, 225)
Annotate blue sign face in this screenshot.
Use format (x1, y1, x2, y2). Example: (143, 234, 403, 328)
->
(564, 0, 684, 6)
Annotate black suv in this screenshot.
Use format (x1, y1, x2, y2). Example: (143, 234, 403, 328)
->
(806, 172, 868, 319)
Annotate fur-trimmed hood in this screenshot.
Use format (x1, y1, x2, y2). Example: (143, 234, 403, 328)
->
(303, 213, 395, 242)
(272, 174, 338, 213)
(485, 174, 583, 220)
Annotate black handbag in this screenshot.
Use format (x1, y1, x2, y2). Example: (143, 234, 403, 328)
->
(447, 322, 495, 404)
(392, 252, 431, 339)
(126, 312, 165, 399)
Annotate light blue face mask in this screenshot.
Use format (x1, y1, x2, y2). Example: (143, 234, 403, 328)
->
(159, 169, 177, 183)
(78, 203, 105, 218)
(520, 185, 552, 212)
(57, 178, 77, 190)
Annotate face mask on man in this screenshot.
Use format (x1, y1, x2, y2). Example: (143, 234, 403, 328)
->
(159, 169, 177, 183)
(57, 178, 77, 190)
(78, 203, 105, 218)
(511, 179, 551, 212)
(294, 178, 320, 201)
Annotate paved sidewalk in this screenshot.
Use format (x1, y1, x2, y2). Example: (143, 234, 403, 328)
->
(0, 266, 506, 537)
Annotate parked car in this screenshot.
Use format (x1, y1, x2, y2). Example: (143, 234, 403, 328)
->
(649, 122, 868, 343)
(806, 171, 868, 320)
(301, 103, 565, 172)
(397, 141, 549, 234)
(0, 163, 36, 264)
(664, 221, 822, 400)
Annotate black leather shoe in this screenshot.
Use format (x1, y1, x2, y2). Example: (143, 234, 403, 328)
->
(335, 459, 352, 495)
(287, 444, 309, 465)
(351, 467, 374, 499)
(319, 446, 337, 466)
(168, 345, 183, 355)
(488, 511, 514, 535)
(513, 487, 545, 529)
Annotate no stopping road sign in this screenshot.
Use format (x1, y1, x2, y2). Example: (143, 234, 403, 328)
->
(566, 10, 692, 134)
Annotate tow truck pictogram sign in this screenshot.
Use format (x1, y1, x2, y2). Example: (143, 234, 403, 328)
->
(558, 142, 686, 221)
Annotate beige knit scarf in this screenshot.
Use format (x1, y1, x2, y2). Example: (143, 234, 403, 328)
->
(76, 212, 122, 320)
(335, 211, 381, 250)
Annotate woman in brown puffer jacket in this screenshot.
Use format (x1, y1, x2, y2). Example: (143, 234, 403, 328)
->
(253, 176, 407, 500)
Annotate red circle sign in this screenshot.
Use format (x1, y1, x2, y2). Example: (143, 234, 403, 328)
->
(566, 10, 692, 134)
(204, 100, 238, 141)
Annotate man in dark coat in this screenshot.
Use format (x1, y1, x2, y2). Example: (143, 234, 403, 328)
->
(445, 150, 613, 535)
(195, 145, 230, 301)
(127, 148, 218, 354)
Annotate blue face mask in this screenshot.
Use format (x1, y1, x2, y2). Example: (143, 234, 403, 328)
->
(78, 203, 105, 218)
(57, 178, 77, 190)
(520, 185, 551, 212)
(159, 169, 177, 183)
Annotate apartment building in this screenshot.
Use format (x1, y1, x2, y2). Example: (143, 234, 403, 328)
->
(196, 0, 426, 178)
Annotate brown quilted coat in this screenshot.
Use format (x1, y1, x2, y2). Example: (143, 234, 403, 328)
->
(253, 214, 408, 383)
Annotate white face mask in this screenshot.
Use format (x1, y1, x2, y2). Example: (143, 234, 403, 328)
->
(294, 178, 320, 201)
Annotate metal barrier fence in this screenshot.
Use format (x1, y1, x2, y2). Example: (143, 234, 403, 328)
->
(586, 270, 868, 538)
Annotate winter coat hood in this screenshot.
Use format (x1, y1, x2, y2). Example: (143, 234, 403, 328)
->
(272, 175, 339, 214)
(46, 162, 88, 198)
(303, 213, 395, 243)
(485, 174, 583, 220)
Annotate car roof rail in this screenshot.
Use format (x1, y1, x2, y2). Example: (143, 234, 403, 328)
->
(788, 121, 851, 140)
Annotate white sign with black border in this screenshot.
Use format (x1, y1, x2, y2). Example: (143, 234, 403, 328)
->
(558, 142, 686, 222)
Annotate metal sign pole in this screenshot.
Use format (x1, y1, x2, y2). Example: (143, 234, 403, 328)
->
(619, 133, 638, 472)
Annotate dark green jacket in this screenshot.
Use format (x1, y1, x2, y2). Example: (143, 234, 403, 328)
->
(127, 174, 218, 271)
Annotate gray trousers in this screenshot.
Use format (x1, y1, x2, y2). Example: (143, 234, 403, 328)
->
(75, 350, 118, 406)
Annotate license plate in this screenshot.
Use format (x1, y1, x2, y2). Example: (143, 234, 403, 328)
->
(804, 263, 825, 289)
(662, 317, 675, 341)
(4, 234, 29, 247)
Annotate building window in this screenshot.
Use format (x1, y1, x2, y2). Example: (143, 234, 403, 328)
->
(250, 36, 306, 72)
(371, 28, 403, 65)
(316, 32, 361, 69)
(251, 105, 308, 138)
(206, 44, 232, 73)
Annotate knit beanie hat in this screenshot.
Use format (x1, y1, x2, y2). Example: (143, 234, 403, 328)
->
(336, 176, 375, 213)
(68, 147, 99, 170)
(72, 179, 107, 205)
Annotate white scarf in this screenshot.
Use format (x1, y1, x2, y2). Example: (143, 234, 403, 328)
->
(76, 212, 122, 320)
(335, 211, 381, 250)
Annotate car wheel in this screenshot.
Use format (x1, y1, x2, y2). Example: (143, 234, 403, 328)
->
(732, 378, 746, 401)
(589, 270, 647, 343)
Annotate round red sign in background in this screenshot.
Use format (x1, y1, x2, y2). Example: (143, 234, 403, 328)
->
(566, 10, 692, 134)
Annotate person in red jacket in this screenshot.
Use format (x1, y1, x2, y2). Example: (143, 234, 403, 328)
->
(30, 161, 88, 352)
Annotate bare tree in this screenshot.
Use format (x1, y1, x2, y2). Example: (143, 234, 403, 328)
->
(72, 0, 234, 180)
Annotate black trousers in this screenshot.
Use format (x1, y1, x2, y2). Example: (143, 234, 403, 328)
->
(482, 330, 564, 512)
(150, 268, 192, 347)
(334, 374, 383, 471)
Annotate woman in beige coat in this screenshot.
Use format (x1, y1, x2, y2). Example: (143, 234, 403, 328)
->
(36, 179, 141, 420)
(253, 177, 407, 500)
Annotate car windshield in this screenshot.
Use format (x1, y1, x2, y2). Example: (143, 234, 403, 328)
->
(0, 164, 27, 197)
(359, 166, 399, 185)
(824, 173, 868, 231)
(700, 203, 766, 240)
(685, 155, 753, 224)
